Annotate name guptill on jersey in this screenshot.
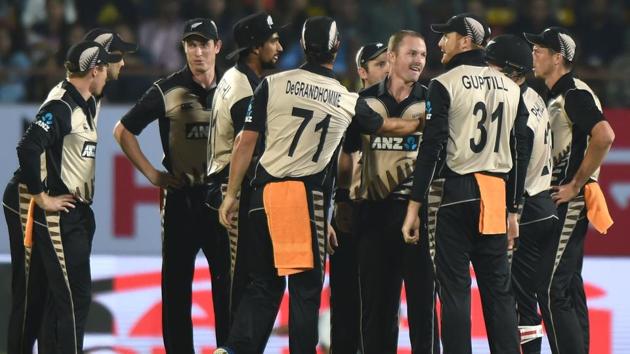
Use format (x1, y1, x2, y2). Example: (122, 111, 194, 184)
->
(462, 75, 509, 91)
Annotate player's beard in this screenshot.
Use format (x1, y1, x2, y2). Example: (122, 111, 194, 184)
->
(261, 59, 276, 70)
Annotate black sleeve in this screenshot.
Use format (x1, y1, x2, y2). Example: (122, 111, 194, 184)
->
(342, 120, 362, 153)
(17, 102, 72, 195)
(243, 79, 269, 134)
(120, 84, 165, 135)
(564, 89, 604, 135)
(230, 96, 251, 134)
(410, 80, 450, 202)
(506, 96, 533, 212)
(353, 98, 384, 134)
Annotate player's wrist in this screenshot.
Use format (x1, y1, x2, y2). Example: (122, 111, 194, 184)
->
(334, 188, 350, 203)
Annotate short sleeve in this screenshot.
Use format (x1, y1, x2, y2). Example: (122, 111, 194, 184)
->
(353, 98, 384, 134)
(243, 79, 269, 134)
(120, 84, 166, 135)
(564, 89, 604, 135)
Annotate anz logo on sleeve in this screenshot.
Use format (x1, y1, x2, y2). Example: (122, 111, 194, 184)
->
(371, 135, 419, 151)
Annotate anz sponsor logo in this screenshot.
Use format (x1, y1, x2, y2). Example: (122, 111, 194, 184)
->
(81, 141, 97, 159)
(35, 112, 54, 132)
(185, 123, 209, 139)
(371, 135, 419, 151)
(244, 101, 253, 123)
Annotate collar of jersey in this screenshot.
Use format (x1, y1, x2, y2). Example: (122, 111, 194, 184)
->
(61, 79, 93, 116)
(519, 82, 528, 94)
(547, 71, 574, 99)
(300, 62, 336, 80)
(235, 60, 261, 89)
(182, 65, 221, 94)
(444, 49, 485, 71)
(376, 76, 425, 100)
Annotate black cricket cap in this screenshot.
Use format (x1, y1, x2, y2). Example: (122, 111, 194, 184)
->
(183, 18, 219, 41)
(355, 42, 387, 68)
(226, 12, 287, 60)
(301, 16, 340, 54)
(65, 41, 116, 73)
(485, 34, 533, 76)
(524, 27, 576, 62)
(431, 13, 491, 46)
(84, 28, 138, 62)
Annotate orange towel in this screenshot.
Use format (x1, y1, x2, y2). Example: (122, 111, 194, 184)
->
(263, 181, 313, 276)
(474, 173, 507, 235)
(24, 198, 35, 247)
(584, 182, 614, 234)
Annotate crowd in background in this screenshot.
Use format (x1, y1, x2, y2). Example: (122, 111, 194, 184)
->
(0, 0, 629, 106)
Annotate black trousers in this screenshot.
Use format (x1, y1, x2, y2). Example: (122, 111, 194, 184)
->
(511, 191, 558, 354)
(161, 187, 231, 353)
(536, 196, 589, 354)
(4, 180, 95, 354)
(329, 215, 360, 353)
(226, 184, 327, 354)
(357, 200, 438, 354)
(428, 178, 519, 354)
(3, 180, 48, 354)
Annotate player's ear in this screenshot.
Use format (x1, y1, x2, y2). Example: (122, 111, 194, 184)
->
(214, 39, 222, 54)
(357, 67, 368, 80)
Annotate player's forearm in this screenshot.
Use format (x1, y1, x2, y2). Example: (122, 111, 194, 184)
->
(337, 150, 354, 189)
(377, 117, 420, 136)
(113, 121, 158, 181)
(226, 131, 258, 198)
(571, 122, 615, 188)
(406, 200, 422, 217)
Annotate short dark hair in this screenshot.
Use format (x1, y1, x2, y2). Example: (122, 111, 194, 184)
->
(305, 50, 336, 66)
(387, 30, 424, 54)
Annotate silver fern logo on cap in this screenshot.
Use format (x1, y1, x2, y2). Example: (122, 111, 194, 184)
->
(464, 17, 486, 45)
(79, 46, 100, 71)
(328, 21, 338, 50)
(93, 33, 114, 51)
(558, 33, 576, 61)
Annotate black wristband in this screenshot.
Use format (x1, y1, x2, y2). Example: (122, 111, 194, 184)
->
(335, 188, 350, 203)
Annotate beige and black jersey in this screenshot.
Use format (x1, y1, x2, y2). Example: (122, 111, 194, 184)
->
(522, 86, 552, 196)
(547, 73, 604, 186)
(434, 62, 520, 175)
(410, 50, 531, 212)
(207, 62, 260, 180)
(343, 78, 426, 201)
(244, 63, 385, 188)
(121, 66, 222, 185)
(16, 80, 100, 203)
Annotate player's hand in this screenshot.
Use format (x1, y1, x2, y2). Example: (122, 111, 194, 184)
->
(507, 212, 519, 251)
(33, 193, 76, 213)
(219, 194, 239, 229)
(148, 169, 184, 189)
(551, 180, 580, 205)
(401, 212, 421, 245)
(334, 201, 353, 234)
(326, 223, 338, 255)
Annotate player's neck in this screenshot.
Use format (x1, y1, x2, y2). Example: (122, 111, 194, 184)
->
(67, 77, 93, 102)
(545, 68, 570, 90)
(191, 67, 216, 89)
(245, 56, 263, 77)
(387, 74, 413, 103)
(320, 63, 334, 70)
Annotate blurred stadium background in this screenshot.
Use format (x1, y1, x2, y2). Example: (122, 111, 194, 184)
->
(0, 0, 629, 353)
